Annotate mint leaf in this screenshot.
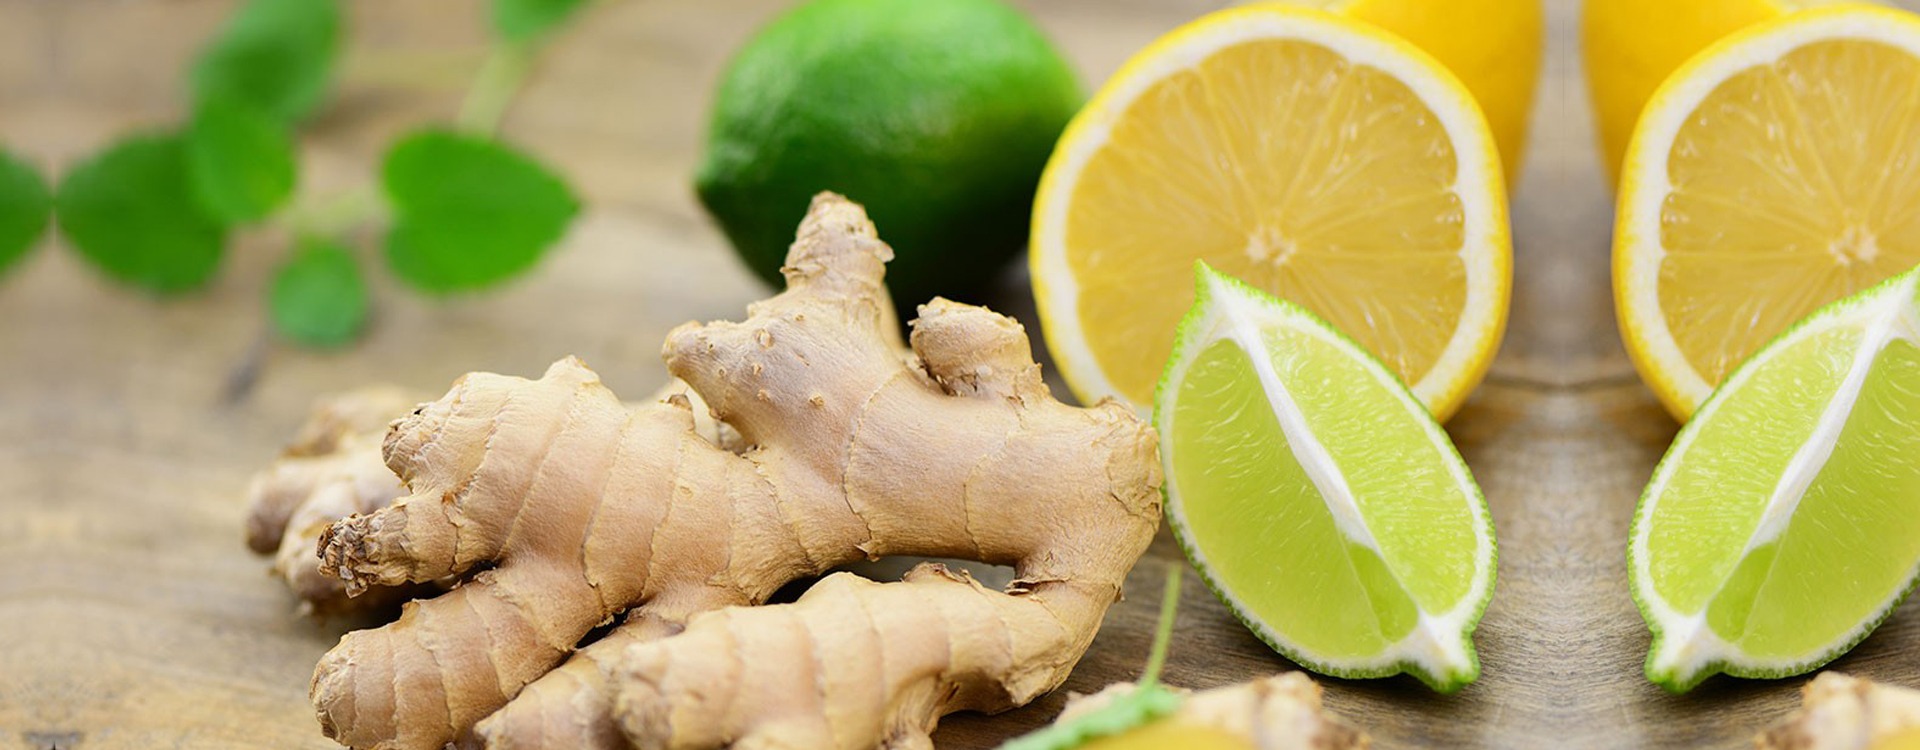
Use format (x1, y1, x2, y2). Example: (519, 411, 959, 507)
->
(188, 96, 298, 224)
(381, 129, 578, 292)
(271, 241, 367, 347)
(56, 133, 226, 294)
(0, 149, 51, 276)
(191, 0, 341, 123)
(492, 0, 589, 42)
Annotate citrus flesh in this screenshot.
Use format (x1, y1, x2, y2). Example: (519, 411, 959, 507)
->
(1033, 4, 1509, 421)
(1300, 0, 1544, 182)
(1157, 265, 1496, 692)
(1076, 722, 1254, 750)
(1877, 729, 1920, 750)
(1582, 0, 1830, 183)
(1632, 267, 1920, 692)
(1616, 5, 1920, 419)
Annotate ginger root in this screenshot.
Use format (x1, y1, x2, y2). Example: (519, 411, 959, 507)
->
(1759, 673, 1920, 750)
(244, 386, 423, 615)
(279, 193, 1161, 750)
(1029, 675, 1368, 750)
(245, 385, 738, 616)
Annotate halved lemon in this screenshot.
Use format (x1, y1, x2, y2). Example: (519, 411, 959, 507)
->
(1031, 4, 1511, 421)
(1615, 4, 1920, 420)
(1582, 0, 1832, 185)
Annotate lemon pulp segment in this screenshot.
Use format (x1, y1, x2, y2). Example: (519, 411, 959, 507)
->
(1067, 39, 1468, 403)
(1658, 39, 1920, 387)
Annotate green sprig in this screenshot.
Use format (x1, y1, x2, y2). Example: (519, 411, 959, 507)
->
(43, 0, 594, 348)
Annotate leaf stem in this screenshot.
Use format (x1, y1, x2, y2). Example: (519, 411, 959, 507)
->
(1140, 564, 1182, 687)
(282, 33, 545, 245)
(284, 185, 386, 243)
(455, 40, 536, 138)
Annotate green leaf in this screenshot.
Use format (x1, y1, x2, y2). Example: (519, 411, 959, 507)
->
(191, 0, 341, 123)
(0, 149, 51, 276)
(55, 133, 226, 294)
(188, 96, 298, 224)
(381, 129, 578, 292)
(492, 0, 589, 42)
(271, 240, 367, 347)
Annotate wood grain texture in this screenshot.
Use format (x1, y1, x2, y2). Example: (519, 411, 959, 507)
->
(6, 0, 1920, 748)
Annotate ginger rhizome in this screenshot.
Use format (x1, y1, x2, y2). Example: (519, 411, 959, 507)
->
(1050, 675, 1369, 750)
(244, 384, 736, 617)
(245, 386, 422, 615)
(1760, 673, 1920, 750)
(278, 193, 1162, 750)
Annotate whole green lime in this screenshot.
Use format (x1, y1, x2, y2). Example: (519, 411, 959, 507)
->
(695, 0, 1081, 306)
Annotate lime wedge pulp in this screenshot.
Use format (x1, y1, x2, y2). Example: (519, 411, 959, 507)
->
(1155, 263, 1498, 692)
(1633, 266, 1920, 692)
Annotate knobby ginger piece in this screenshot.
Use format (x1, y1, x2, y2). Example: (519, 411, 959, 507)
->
(1760, 673, 1920, 750)
(244, 387, 420, 615)
(244, 384, 737, 616)
(292, 193, 1162, 750)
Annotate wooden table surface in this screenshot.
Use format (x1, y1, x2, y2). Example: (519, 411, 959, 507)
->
(7, 1, 1920, 748)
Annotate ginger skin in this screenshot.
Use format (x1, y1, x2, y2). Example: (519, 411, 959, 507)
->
(300, 193, 1163, 750)
(1058, 675, 1369, 750)
(245, 385, 737, 617)
(1760, 673, 1920, 750)
(244, 387, 422, 615)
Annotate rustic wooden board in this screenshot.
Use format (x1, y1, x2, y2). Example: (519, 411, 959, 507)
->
(8, 1, 1920, 748)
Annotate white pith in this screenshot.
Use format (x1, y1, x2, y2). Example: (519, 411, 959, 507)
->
(1158, 270, 1493, 679)
(1634, 270, 1920, 684)
(1033, 6, 1505, 414)
(1617, 6, 1920, 414)
(1216, 276, 1383, 555)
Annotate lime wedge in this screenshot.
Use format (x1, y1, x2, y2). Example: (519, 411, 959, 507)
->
(1155, 263, 1498, 692)
(1632, 266, 1920, 692)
